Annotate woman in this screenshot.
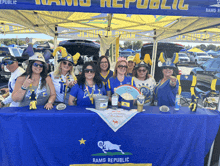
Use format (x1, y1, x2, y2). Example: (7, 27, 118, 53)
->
(68, 62, 106, 106)
(97, 56, 113, 87)
(50, 52, 77, 104)
(106, 57, 136, 104)
(133, 61, 156, 106)
(153, 52, 179, 106)
(127, 56, 135, 76)
(12, 53, 56, 110)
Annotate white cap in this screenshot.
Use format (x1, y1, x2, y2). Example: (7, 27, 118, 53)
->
(29, 52, 46, 63)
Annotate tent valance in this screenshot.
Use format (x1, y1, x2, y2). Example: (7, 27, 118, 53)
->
(1, 0, 220, 17)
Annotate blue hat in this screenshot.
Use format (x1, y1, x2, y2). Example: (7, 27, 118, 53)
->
(57, 53, 74, 64)
(159, 52, 179, 68)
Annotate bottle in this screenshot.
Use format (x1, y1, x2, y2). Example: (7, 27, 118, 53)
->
(174, 94, 180, 110)
(112, 89, 118, 109)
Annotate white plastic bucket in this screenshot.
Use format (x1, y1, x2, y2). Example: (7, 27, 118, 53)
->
(94, 95, 108, 110)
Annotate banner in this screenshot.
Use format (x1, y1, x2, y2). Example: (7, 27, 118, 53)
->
(1, 0, 220, 17)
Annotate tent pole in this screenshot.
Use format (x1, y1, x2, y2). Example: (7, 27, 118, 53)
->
(151, 39, 158, 78)
(54, 36, 58, 49)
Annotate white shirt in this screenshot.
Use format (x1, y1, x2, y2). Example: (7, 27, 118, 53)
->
(49, 72, 76, 104)
(3, 67, 25, 107)
(133, 76, 156, 106)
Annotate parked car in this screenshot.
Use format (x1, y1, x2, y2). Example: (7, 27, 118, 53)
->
(119, 50, 133, 58)
(58, 39, 100, 75)
(0, 47, 27, 80)
(190, 57, 220, 89)
(33, 42, 54, 53)
(141, 42, 184, 82)
(189, 52, 213, 65)
(178, 53, 190, 64)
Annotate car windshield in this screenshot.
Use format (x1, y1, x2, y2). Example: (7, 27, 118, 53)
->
(197, 53, 208, 56)
(179, 54, 187, 57)
(11, 48, 21, 57)
(120, 51, 132, 55)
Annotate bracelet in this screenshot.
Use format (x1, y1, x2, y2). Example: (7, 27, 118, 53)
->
(48, 101, 53, 104)
(21, 85, 27, 90)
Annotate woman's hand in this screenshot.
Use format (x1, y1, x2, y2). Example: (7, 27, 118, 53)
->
(66, 79, 77, 87)
(22, 75, 33, 88)
(169, 76, 177, 86)
(44, 102, 53, 110)
(0, 88, 9, 94)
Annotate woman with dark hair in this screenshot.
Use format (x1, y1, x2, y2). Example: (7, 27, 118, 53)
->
(106, 57, 136, 105)
(133, 59, 156, 106)
(97, 56, 113, 87)
(68, 62, 106, 106)
(153, 52, 179, 106)
(12, 53, 56, 110)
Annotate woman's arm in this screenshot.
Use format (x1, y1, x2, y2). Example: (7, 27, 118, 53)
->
(12, 76, 30, 102)
(44, 76, 56, 110)
(68, 95, 76, 105)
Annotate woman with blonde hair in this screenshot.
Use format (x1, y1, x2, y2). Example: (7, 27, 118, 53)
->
(106, 57, 136, 105)
(50, 47, 78, 104)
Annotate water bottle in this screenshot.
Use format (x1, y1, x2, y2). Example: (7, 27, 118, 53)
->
(112, 91, 119, 110)
(174, 94, 180, 110)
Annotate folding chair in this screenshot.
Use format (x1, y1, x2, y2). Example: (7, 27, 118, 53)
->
(203, 79, 220, 109)
(176, 75, 199, 109)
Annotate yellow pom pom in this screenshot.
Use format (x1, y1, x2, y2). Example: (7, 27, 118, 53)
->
(144, 54, 152, 66)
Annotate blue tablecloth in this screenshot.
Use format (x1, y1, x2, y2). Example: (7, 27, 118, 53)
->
(0, 106, 219, 166)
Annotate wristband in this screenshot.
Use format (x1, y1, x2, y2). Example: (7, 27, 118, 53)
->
(48, 101, 53, 104)
(21, 85, 27, 90)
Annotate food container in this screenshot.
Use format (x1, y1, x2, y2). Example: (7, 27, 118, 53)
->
(94, 95, 108, 110)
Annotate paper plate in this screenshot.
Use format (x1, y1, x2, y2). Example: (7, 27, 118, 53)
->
(159, 105, 170, 112)
(56, 103, 67, 110)
(115, 85, 141, 100)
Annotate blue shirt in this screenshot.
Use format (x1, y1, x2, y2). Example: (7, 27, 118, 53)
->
(99, 70, 113, 87)
(106, 76, 136, 102)
(153, 79, 179, 106)
(70, 83, 106, 107)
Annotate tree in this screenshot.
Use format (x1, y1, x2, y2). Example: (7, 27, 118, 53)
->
(133, 41, 143, 50)
(48, 39, 54, 44)
(216, 46, 220, 51)
(124, 41, 132, 49)
(206, 44, 216, 51)
(200, 44, 206, 51)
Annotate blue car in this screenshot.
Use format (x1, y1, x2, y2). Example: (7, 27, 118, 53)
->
(190, 57, 220, 89)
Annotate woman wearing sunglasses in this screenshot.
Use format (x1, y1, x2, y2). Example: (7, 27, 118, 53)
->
(49, 51, 77, 105)
(153, 52, 179, 106)
(12, 53, 56, 110)
(68, 62, 106, 106)
(106, 57, 136, 105)
(133, 54, 156, 106)
(97, 56, 113, 88)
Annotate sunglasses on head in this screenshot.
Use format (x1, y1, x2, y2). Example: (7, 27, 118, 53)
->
(33, 62, 43, 68)
(3, 60, 14, 65)
(118, 65, 128, 69)
(138, 69, 147, 73)
(163, 67, 173, 70)
(84, 69, 95, 73)
(62, 61, 72, 67)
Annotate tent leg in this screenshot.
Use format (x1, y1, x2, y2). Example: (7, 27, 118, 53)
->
(151, 40, 158, 78)
(54, 36, 58, 49)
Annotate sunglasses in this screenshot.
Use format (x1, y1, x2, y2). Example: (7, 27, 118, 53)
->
(62, 61, 72, 67)
(3, 60, 14, 65)
(163, 67, 173, 70)
(118, 65, 128, 69)
(100, 61, 108, 64)
(138, 69, 147, 73)
(33, 63, 43, 68)
(84, 69, 95, 73)
(128, 61, 134, 63)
